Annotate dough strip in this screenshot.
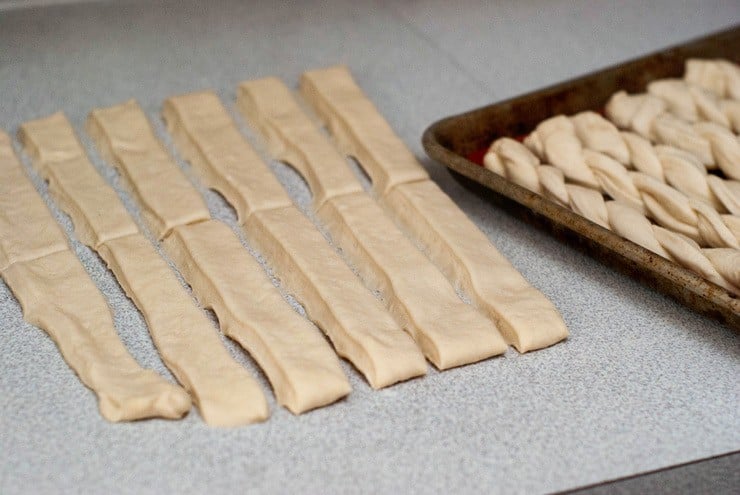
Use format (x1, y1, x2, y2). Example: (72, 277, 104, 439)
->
(20, 113, 269, 426)
(299, 66, 569, 353)
(237, 77, 507, 369)
(162, 91, 428, 388)
(0, 130, 190, 422)
(88, 101, 351, 414)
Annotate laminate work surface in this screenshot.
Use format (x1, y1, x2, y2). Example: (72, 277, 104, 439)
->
(0, 1, 738, 493)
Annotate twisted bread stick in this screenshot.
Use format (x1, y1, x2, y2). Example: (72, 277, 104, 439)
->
(605, 87, 740, 179)
(684, 58, 740, 101)
(520, 112, 740, 248)
(485, 137, 739, 294)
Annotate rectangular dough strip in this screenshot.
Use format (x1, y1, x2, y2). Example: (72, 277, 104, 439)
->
(19, 113, 270, 426)
(162, 91, 428, 388)
(237, 77, 508, 369)
(300, 66, 569, 352)
(88, 100, 352, 413)
(0, 130, 190, 422)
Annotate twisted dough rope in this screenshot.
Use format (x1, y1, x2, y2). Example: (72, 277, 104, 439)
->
(578, 110, 738, 215)
(522, 112, 740, 240)
(605, 79, 740, 180)
(684, 58, 740, 102)
(483, 136, 740, 295)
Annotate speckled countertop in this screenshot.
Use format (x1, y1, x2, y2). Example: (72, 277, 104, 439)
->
(1, 1, 739, 493)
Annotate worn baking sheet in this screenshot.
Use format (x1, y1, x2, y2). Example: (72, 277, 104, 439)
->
(423, 26, 740, 330)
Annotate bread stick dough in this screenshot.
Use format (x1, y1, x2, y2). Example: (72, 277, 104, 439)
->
(237, 77, 364, 210)
(238, 77, 507, 369)
(0, 133, 68, 271)
(0, 131, 190, 422)
(90, 100, 351, 413)
(161, 93, 293, 222)
(245, 206, 428, 387)
(99, 234, 269, 425)
(19, 114, 139, 248)
(87, 102, 211, 239)
(318, 194, 508, 368)
(21, 114, 269, 426)
(386, 180, 570, 351)
(164, 220, 351, 413)
(163, 91, 428, 388)
(299, 66, 569, 352)
(299, 67, 429, 195)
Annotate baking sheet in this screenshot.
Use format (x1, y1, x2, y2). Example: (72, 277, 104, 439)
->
(422, 28, 740, 329)
(1, 1, 739, 494)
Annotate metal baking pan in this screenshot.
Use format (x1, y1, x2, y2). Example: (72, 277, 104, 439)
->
(422, 26, 740, 330)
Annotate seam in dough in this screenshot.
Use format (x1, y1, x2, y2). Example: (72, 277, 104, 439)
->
(1, 130, 190, 422)
(299, 66, 569, 353)
(21, 114, 270, 426)
(89, 100, 352, 413)
(163, 91, 428, 388)
(237, 77, 508, 369)
(87, 102, 212, 240)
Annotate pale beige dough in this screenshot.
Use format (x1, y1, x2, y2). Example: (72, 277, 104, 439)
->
(237, 76, 508, 369)
(317, 194, 508, 368)
(703, 248, 740, 289)
(161, 94, 293, 222)
(89, 100, 351, 413)
(21, 113, 269, 426)
(486, 135, 740, 294)
(236, 77, 364, 210)
(299, 66, 569, 352)
(605, 200, 671, 258)
(0, 133, 68, 271)
(298, 67, 429, 196)
(652, 226, 734, 292)
(245, 207, 428, 387)
(88, 102, 211, 239)
(19, 114, 140, 248)
(0, 131, 190, 422)
(99, 234, 270, 426)
(163, 220, 352, 413)
(163, 91, 428, 387)
(685, 59, 740, 101)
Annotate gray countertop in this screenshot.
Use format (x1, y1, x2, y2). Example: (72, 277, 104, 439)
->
(1, 1, 739, 493)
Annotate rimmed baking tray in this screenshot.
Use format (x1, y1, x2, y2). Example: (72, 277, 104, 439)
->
(422, 26, 740, 330)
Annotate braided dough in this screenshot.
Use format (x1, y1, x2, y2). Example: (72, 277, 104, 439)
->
(486, 134, 740, 295)
(237, 77, 507, 369)
(20, 113, 270, 426)
(163, 92, 428, 388)
(88, 101, 351, 414)
(606, 85, 740, 180)
(299, 66, 568, 353)
(1, 130, 191, 422)
(684, 58, 740, 101)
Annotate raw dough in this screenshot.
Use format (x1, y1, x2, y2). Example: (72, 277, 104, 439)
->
(88, 102, 211, 239)
(237, 78, 364, 210)
(161, 94, 293, 222)
(21, 113, 269, 426)
(298, 68, 429, 196)
(0, 133, 68, 271)
(20, 114, 140, 248)
(99, 234, 270, 426)
(685, 59, 740, 101)
(89, 100, 352, 413)
(486, 135, 740, 294)
(299, 66, 569, 352)
(0, 130, 190, 422)
(163, 91, 428, 388)
(164, 220, 352, 413)
(238, 77, 507, 369)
